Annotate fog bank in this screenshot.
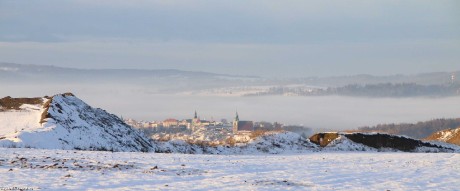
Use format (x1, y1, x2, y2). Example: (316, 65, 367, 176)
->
(83, 91, 460, 131)
(1, 84, 459, 130)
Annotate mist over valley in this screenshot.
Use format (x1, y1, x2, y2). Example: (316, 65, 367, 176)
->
(1, 63, 459, 131)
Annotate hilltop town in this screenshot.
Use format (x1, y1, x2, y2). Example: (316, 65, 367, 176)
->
(124, 111, 312, 145)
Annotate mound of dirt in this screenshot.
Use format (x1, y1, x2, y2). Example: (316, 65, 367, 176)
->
(425, 127, 460, 146)
(0, 96, 43, 110)
(309, 133, 339, 147)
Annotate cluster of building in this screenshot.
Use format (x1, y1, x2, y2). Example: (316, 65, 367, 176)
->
(125, 111, 260, 134)
(163, 111, 224, 131)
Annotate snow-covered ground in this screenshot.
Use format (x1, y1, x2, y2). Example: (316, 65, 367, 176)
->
(1, 148, 459, 190)
(0, 102, 46, 136)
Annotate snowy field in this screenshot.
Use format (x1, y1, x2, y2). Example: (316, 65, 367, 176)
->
(1, 148, 459, 190)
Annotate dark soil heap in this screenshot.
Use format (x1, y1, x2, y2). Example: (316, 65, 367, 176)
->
(0, 96, 43, 110)
(344, 133, 449, 152)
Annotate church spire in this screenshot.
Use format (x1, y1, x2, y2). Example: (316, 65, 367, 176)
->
(194, 110, 198, 119)
(235, 111, 239, 121)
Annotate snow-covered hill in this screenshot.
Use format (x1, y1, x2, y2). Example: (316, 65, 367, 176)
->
(154, 131, 317, 154)
(425, 127, 460, 146)
(0, 93, 152, 152)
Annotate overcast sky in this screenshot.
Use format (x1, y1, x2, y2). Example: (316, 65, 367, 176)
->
(0, 0, 459, 77)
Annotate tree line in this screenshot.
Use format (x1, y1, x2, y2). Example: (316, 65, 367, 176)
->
(356, 118, 460, 139)
(245, 83, 460, 97)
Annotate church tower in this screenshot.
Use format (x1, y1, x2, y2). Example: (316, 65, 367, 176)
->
(192, 110, 200, 131)
(233, 112, 239, 134)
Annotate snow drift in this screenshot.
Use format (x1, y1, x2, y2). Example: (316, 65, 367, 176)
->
(0, 93, 152, 152)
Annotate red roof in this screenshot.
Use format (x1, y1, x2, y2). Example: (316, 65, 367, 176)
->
(163, 118, 178, 123)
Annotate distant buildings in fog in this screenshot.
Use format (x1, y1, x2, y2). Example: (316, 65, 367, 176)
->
(124, 111, 312, 139)
(232, 112, 253, 134)
(124, 111, 278, 135)
(125, 111, 226, 131)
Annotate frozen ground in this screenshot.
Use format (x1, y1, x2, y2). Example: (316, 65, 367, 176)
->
(1, 148, 459, 190)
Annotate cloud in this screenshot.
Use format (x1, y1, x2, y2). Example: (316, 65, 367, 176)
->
(1, 0, 458, 43)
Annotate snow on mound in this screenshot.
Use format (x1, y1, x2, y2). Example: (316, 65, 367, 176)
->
(239, 131, 316, 154)
(153, 139, 205, 154)
(0, 100, 46, 136)
(321, 135, 379, 152)
(154, 131, 317, 154)
(0, 93, 152, 152)
(309, 132, 380, 152)
(419, 140, 460, 152)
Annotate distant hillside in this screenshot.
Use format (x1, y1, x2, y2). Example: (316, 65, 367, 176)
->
(356, 118, 460, 139)
(245, 83, 460, 97)
(297, 72, 460, 87)
(0, 62, 261, 93)
(330, 83, 460, 97)
(1, 62, 459, 95)
(425, 127, 460, 146)
(0, 93, 153, 151)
